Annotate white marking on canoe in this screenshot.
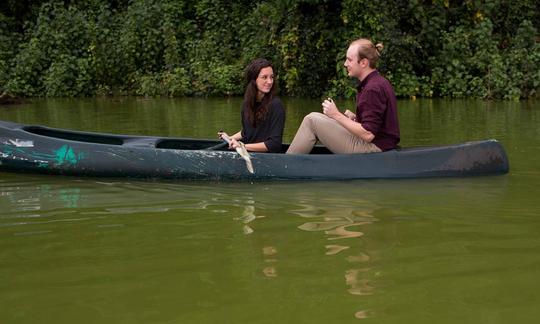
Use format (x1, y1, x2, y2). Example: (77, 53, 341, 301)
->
(8, 139, 34, 147)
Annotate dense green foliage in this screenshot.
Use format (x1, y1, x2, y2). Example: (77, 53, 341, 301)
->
(1, 0, 539, 99)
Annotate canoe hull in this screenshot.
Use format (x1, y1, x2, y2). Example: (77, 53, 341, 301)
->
(0, 121, 509, 180)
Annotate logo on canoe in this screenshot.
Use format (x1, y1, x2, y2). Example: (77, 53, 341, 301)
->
(54, 145, 85, 166)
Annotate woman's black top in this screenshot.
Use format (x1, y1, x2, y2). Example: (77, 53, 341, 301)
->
(241, 97, 285, 153)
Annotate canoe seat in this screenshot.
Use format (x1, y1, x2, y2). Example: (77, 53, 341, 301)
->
(122, 138, 159, 148)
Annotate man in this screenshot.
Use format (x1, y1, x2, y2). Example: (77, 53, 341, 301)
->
(286, 38, 399, 154)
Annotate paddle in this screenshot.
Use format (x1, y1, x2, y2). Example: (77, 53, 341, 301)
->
(219, 132, 254, 174)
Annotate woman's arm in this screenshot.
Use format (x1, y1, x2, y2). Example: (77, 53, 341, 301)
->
(218, 130, 242, 141)
(230, 131, 242, 141)
(244, 142, 268, 152)
(227, 139, 268, 152)
(222, 131, 268, 152)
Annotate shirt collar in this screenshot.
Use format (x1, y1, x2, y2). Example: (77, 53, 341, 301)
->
(357, 70, 379, 91)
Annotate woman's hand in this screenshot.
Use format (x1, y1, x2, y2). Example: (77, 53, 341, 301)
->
(218, 131, 241, 150)
(229, 138, 241, 149)
(217, 130, 226, 139)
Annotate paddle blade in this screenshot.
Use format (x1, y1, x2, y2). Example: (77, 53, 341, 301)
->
(236, 142, 254, 174)
(244, 157, 254, 174)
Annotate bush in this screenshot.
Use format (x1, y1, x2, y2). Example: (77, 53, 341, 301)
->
(1, 0, 539, 99)
(43, 55, 93, 97)
(134, 68, 191, 97)
(5, 2, 93, 96)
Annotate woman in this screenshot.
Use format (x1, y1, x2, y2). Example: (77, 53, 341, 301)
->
(220, 58, 285, 153)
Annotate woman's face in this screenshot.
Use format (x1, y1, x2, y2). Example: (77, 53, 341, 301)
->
(256, 66, 274, 97)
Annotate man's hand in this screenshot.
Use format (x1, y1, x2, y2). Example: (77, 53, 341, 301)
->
(322, 98, 341, 119)
(344, 109, 357, 122)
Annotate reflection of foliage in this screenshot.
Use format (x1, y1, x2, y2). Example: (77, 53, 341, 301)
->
(0, 0, 538, 99)
(59, 188, 81, 208)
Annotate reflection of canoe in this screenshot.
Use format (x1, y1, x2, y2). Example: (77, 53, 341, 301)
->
(0, 120, 509, 180)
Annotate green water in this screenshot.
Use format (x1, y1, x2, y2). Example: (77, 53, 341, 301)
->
(1, 98, 539, 323)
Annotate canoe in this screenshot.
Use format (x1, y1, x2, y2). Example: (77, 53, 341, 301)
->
(0, 120, 509, 180)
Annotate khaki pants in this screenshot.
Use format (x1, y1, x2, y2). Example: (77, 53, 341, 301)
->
(286, 112, 381, 154)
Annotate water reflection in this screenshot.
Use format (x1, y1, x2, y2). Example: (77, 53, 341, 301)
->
(234, 198, 279, 278)
(294, 199, 380, 319)
(0, 178, 221, 235)
(58, 188, 81, 208)
(236, 205, 257, 235)
(0, 183, 82, 220)
(294, 202, 378, 242)
(354, 309, 375, 320)
(262, 245, 279, 278)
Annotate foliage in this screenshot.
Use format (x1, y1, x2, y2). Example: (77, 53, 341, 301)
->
(0, 14, 12, 91)
(0, 0, 538, 99)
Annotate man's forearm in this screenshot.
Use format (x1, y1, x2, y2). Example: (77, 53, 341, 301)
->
(334, 114, 375, 143)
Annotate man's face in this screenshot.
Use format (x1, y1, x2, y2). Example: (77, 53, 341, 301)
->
(344, 45, 364, 78)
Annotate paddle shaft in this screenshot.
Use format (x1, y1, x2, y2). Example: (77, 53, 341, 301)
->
(219, 133, 235, 147)
(219, 133, 254, 174)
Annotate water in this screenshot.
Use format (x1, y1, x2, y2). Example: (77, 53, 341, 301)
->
(1, 98, 539, 323)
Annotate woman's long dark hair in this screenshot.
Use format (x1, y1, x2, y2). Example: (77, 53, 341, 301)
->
(243, 58, 276, 127)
